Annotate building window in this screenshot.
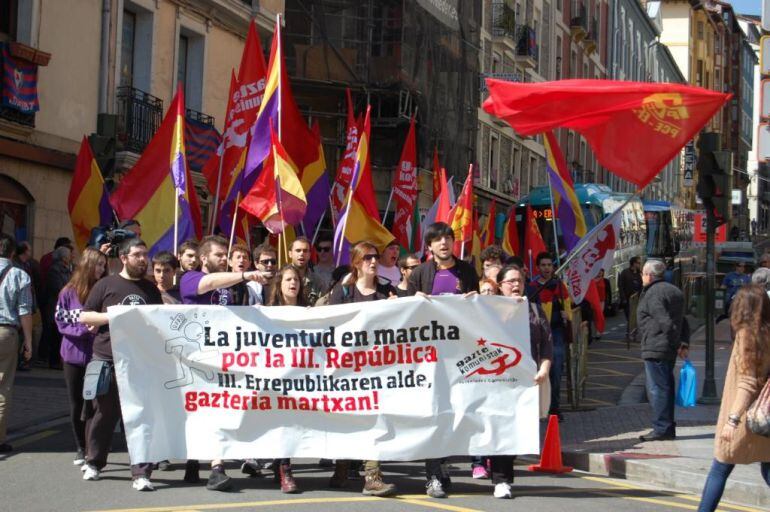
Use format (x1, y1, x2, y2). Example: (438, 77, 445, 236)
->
(120, 11, 136, 87)
(697, 21, 704, 40)
(488, 132, 499, 190)
(0, 0, 17, 41)
(555, 35, 562, 79)
(176, 27, 205, 111)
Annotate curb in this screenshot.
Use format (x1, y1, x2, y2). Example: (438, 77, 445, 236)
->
(561, 450, 770, 509)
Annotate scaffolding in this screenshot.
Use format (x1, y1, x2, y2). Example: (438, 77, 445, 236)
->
(284, 0, 482, 207)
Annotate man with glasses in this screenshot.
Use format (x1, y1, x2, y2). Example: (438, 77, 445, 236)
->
(407, 222, 479, 498)
(395, 254, 421, 297)
(314, 237, 335, 293)
(248, 244, 278, 305)
(78, 238, 162, 491)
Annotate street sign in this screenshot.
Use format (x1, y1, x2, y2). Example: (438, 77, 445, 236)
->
(760, 123, 770, 163)
(762, 37, 770, 76)
(682, 140, 695, 187)
(693, 213, 727, 244)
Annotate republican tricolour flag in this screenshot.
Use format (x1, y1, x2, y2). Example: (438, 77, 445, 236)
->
(447, 165, 474, 257)
(544, 131, 587, 252)
(240, 125, 306, 233)
(299, 121, 330, 236)
(333, 106, 394, 265)
(111, 86, 202, 256)
(68, 137, 113, 251)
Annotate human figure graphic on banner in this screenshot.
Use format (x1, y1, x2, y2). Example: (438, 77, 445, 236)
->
(163, 317, 219, 389)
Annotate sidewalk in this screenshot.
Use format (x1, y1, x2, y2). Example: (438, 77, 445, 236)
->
(7, 366, 69, 438)
(560, 319, 770, 509)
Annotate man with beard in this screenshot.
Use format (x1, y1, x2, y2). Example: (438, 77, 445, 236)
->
(178, 239, 200, 273)
(288, 237, 324, 305)
(178, 235, 266, 491)
(78, 238, 162, 491)
(407, 222, 479, 499)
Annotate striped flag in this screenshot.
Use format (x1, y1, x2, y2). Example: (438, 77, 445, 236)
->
(184, 117, 221, 173)
(68, 138, 113, 251)
(2, 43, 39, 113)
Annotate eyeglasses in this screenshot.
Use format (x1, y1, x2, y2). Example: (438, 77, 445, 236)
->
(259, 259, 277, 265)
(317, 246, 332, 252)
(480, 289, 496, 295)
(500, 279, 522, 286)
(405, 264, 420, 270)
(362, 254, 381, 262)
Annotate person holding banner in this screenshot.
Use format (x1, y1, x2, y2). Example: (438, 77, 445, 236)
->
(178, 235, 268, 491)
(54, 247, 107, 466)
(327, 241, 398, 497)
(266, 264, 309, 494)
(530, 252, 570, 422)
(491, 264, 553, 498)
(78, 239, 161, 491)
(407, 222, 479, 498)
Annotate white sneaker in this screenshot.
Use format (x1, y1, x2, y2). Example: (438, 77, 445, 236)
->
(425, 477, 447, 498)
(493, 482, 512, 499)
(82, 464, 100, 481)
(132, 477, 155, 491)
(73, 450, 85, 466)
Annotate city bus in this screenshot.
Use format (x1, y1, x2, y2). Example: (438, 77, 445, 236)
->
(643, 200, 696, 259)
(516, 183, 647, 298)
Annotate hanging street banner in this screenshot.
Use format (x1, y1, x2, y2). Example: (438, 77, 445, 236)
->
(109, 296, 538, 463)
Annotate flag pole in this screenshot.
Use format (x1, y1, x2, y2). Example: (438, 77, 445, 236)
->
(228, 191, 240, 255)
(276, 13, 282, 143)
(547, 175, 562, 267)
(382, 187, 395, 227)
(329, 196, 338, 228)
(311, 209, 326, 246)
(209, 155, 225, 234)
(335, 185, 355, 267)
(276, 173, 289, 265)
(173, 192, 179, 257)
(528, 249, 533, 276)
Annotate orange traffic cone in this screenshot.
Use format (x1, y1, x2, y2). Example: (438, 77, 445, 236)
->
(528, 414, 573, 474)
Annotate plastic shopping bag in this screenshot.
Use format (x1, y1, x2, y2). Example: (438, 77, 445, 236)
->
(676, 359, 697, 408)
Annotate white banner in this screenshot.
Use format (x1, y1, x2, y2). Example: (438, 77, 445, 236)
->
(564, 210, 622, 304)
(108, 295, 539, 463)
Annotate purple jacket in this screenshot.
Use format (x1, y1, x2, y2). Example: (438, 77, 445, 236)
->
(55, 287, 94, 367)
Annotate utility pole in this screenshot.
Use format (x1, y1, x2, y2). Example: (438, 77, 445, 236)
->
(695, 132, 731, 405)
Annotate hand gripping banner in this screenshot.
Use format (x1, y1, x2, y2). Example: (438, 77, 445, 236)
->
(108, 295, 539, 462)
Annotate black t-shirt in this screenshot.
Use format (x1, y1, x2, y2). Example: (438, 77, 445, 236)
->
(84, 274, 163, 362)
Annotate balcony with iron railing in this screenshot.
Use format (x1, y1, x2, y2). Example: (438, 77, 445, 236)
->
(0, 105, 35, 127)
(116, 86, 163, 154)
(186, 108, 215, 126)
(491, 0, 517, 40)
(514, 25, 538, 68)
(570, 3, 588, 41)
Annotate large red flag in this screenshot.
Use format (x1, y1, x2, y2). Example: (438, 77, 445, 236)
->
(202, 20, 267, 200)
(331, 88, 360, 219)
(483, 79, 731, 188)
(448, 166, 474, 255)
(391, 116, 418, 249)
(482, 198, 496, 248)
(584, 280, 605, 333)
(524, 205, 547, 261)
(432, 146, 441, 201)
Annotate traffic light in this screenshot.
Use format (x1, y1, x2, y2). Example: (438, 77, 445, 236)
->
(696, 133, 732, 227)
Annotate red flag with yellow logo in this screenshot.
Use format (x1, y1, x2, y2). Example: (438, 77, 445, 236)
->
(448, 165, 474, 256)
(524, 205, 547, 261)
(483, 79, 730, 188)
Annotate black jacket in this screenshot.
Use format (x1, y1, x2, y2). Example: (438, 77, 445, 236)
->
(618, 267, 642, 303)
(328, 277, 396, 305)
(637, 279, 685, 361)
(406, 258, 479, 296)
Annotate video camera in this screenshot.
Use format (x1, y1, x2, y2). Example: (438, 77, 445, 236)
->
(88, 223, 137, 258)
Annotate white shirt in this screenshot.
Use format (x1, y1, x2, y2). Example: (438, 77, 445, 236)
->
(377, 264, 401, 286)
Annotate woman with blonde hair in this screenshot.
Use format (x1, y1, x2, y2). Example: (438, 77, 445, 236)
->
(327, 241, 397, 497)
(54, 247, 107, 467)
(698, 284, 770, 511)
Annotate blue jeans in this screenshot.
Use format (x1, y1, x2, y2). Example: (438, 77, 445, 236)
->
(644, 359, 676, 435)
(549, 327, 565, 413)
(698, 459, 770, 511)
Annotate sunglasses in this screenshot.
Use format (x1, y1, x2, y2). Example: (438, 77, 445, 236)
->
(406, 264, 420, 270)
(317, 246, 332, 252)
(259, 259, 277, 265)
(362, 254, 381, 262)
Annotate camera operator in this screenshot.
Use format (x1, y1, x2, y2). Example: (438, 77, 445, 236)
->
(78, 238, 161, 491)
(92, 220, 142, 275)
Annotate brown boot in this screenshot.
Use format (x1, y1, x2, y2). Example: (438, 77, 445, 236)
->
(329, 460, 350, 488)
(279, 463, 298, 493)
(362, 468, 396, 497)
